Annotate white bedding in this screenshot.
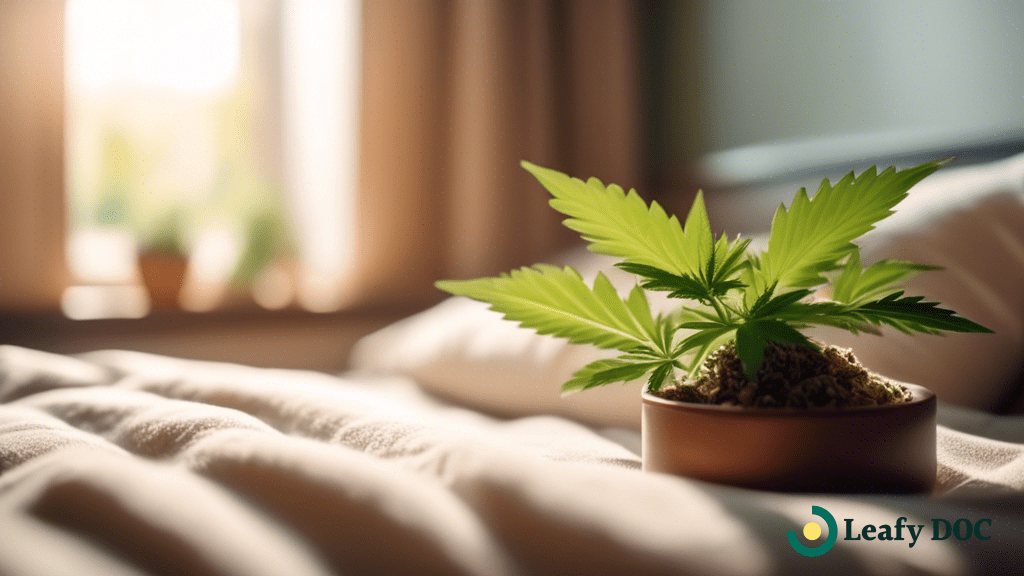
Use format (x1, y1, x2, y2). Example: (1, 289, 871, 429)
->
(2, 345, 1024, 575)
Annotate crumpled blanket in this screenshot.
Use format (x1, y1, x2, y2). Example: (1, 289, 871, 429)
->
(1, 345, 1022, 576)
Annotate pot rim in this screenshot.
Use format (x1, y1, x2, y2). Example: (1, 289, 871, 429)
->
(642, 382, 934, 418)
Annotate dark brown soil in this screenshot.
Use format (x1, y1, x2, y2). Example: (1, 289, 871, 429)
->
(654, 341, 911, 408)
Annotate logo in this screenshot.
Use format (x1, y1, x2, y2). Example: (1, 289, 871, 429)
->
(788, 506, 994, 557)
(787, 505, 838, 557)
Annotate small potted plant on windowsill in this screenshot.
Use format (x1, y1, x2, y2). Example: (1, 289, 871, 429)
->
(229, 201, 295, 309)
(437, 159, 991, 493)
(138, 207, 189, 310)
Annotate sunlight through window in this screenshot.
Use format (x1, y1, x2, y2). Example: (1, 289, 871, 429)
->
(63, 0, 331, 318)
(282, 0, 362, 312)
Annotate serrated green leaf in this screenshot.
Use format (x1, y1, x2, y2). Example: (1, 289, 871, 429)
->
(658, 314, 675, 352)
(690, 333, 736, 381)
(768, 301, 877, 334)
(761, 160, 945, 290)
(523, 161, 712, 277)
(562, 358, 633, 393)
(854, 291, 994, 334)
(668, 304, 722, 326)
(672, 323, 736, 380)
(772, 292, 992, 336)
(831, 250, 862, 304)
(617, 255, 747, 303)
(714, 235, 753, 284)
(616, 262, 713, 302)
(679, 321, 733, 330)
(625, 285, 659, 344)
(734, 324, 766, 381)
(685, 190, 715, 270)
(735, 319, 817, 379)
(741, 253, 770, 309)
(751, 318, 817, 348)
(750, 288, 813, 319)
(832, 250, 940, 305)
(561, 357, 665, 393)
(436, 265, 657, 351)
(646, 362, 676, 392)
(746, 282, 777, 316)
(674, 323, 732, 355)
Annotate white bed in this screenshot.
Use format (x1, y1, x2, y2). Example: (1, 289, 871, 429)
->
(2, 345, 1023, 576)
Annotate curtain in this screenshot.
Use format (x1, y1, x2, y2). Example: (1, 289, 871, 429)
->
(0, 0, 67, 310)
(355, 0, 643, 306)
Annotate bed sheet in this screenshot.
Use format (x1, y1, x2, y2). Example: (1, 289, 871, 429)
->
(2, 345, 1023, 576)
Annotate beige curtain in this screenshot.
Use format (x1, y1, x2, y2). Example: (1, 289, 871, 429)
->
(356, 0, 643, 306)
(0, 1, 66, 310)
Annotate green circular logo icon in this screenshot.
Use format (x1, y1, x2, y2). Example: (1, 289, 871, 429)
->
(788, 505, 838, 557)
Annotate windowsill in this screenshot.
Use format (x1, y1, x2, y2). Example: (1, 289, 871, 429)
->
(0, 301, 436, 373)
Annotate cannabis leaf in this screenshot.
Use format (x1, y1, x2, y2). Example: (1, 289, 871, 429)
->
(616, 263, 714, 302)
(748, 285, 812, 319)
(674, 323, 737, 381)
(760, 160, 947, 290)
(562, 354, 679, 394)
(562, 357, 651, 393)
(437, 264, 682, 392)
(831, 249, 939, 305)
(617, 235, 749, 305)
(769, 294, 993, 335)
(852, 292, 993, 335)
(521, 161, 710, 278)
(436, 265, 659, 351)
(735, 319, 816, 380)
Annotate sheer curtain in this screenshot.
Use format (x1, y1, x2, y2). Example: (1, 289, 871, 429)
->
(354, 0, 643, 306)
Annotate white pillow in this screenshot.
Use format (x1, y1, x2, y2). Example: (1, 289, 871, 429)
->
(351, 153, 1024, 424)
(348, 251, 664, 428)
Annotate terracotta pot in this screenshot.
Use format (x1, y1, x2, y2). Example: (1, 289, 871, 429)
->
(138, 252, 188, 309)
(642, 383, 936, 493)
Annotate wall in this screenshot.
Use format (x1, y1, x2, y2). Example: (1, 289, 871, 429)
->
(649, 0, 1024, 168)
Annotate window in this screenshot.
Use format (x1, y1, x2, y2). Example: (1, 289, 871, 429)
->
(63, 0, 361, 319)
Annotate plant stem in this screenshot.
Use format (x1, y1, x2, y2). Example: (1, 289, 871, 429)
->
(710, 297, 730, 324)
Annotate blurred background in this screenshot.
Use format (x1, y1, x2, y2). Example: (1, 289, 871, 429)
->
(1, 0, 1022, 370)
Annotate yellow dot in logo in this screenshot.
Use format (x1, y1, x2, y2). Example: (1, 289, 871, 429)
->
(803, 522, 822, 540)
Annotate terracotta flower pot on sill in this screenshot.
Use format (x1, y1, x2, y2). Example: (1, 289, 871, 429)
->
(138, 251, 188, 310)
(641, 383, 936, 494)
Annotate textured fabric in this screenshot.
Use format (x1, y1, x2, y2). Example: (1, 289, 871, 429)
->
(2, 345, 1024, 575)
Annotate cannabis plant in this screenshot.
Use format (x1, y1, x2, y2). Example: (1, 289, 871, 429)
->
(436, 160, 991, 395)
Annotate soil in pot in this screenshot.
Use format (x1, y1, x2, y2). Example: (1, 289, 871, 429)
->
(654, 341, 910, 408)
